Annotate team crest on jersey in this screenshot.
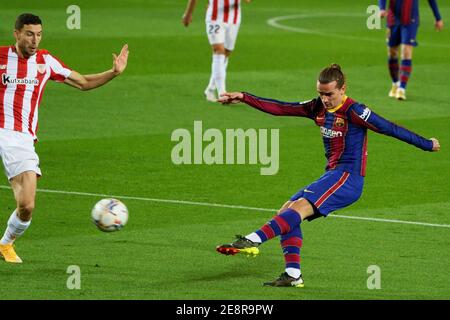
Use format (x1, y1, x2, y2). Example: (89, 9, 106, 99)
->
(0, 65, 6, 70)
(334, 117, 345, 128)
(37, 64, 46, 74)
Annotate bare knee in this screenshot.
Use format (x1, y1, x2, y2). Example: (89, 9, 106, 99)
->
(288, 198, 314, 221)
(17, 201, 35, 221)
(401, 45, 413, 59)
(389, 46, 399, 58)
(277, 201, 292, 214)
(212, 44, 226, 55)
(10, 171, 37, 221)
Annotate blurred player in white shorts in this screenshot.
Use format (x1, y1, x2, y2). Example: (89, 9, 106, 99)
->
(182, 0, 251, 101)
(0, 13, 129, 263)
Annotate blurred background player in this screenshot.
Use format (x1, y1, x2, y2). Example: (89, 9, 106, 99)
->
(182, 0, 251, 102)
(379, 0, 444, 100)
(0, 13, 129, 263)
(215, 64, 440, 287)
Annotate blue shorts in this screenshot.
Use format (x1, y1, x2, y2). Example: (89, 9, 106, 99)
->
(290, 169, 364, 220)
(388, 24, 419, 47)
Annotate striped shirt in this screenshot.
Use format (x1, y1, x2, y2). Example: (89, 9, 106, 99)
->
(206, 0, 241, 24)
(0, 46, 72, 139)
(379, 0, 442, 26)
(242, 93, 433, 176)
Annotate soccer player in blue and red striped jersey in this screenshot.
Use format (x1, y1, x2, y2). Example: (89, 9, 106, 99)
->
(379, 0, 444, 100)
(215, 64, 440, 287)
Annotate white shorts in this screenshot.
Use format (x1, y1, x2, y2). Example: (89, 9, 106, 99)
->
(0, 128, 41, 180)
(206, 22, 240, 51)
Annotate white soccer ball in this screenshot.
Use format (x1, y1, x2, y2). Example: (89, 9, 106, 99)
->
(91, 198, 129, 232)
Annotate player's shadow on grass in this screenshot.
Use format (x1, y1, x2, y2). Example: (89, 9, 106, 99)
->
(188, 265, 266, 283)
(109, 239, 171, 247)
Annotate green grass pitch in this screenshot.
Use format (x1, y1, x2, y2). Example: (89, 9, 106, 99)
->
(0, 0, 449, 299)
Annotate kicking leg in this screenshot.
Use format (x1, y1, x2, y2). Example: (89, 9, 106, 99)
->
(217, 198, 313, 256)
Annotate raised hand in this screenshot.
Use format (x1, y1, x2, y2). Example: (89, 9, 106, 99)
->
(112, 44, 129, 76)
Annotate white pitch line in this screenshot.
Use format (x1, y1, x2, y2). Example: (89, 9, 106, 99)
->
(267, 13, 450, 49)
(0, 185, 274, 212)
(327, 214, 450, 228)
(1, 185, 449, 229)
(267, 13, 381, 43)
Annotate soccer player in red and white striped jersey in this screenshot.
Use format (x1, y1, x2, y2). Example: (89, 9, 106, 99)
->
(182, 0, 251, 102)
(0, 13, 129, 263)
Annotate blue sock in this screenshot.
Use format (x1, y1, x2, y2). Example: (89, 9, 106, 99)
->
(281, 226, 303, 277)
(255, 208, 302, 243)
(400, 59, 412, 89)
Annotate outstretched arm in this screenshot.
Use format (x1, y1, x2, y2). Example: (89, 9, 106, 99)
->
(182, 0, 197, 27)
(64, 44, 129, 91)
(348, 104, 440, 152)
(218, 92, 317, 117)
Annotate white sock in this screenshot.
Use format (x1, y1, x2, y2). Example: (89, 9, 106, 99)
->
(245, 232, 262, 244)
(207, 55, 229, 91)
(206, 57, 216, 92)
(286, 267, 301, 279)
(206, 55, 226, 91)
(224, 57, 229, 71)
(212, 54, 226, 96)
(223, 57, 228, 93)
(0, 211, 31, 245)
(206, 73, 216, 91)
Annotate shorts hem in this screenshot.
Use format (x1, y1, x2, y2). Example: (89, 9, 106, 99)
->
(8, 167, 42, 181)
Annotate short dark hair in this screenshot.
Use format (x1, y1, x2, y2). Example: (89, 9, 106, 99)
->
(15, 13, 42, 31)
(318, 63, 346, 89)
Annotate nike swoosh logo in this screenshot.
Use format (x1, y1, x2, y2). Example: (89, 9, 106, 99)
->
(304, 189, 315, 193)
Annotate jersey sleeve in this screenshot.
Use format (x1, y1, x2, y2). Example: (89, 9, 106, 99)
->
(348, 103, 434, 151)
(46, 54, 72, 82)
(428, 0, 442, 21)
(242, 92, 317, 119)
(378, 0, 387, 10)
